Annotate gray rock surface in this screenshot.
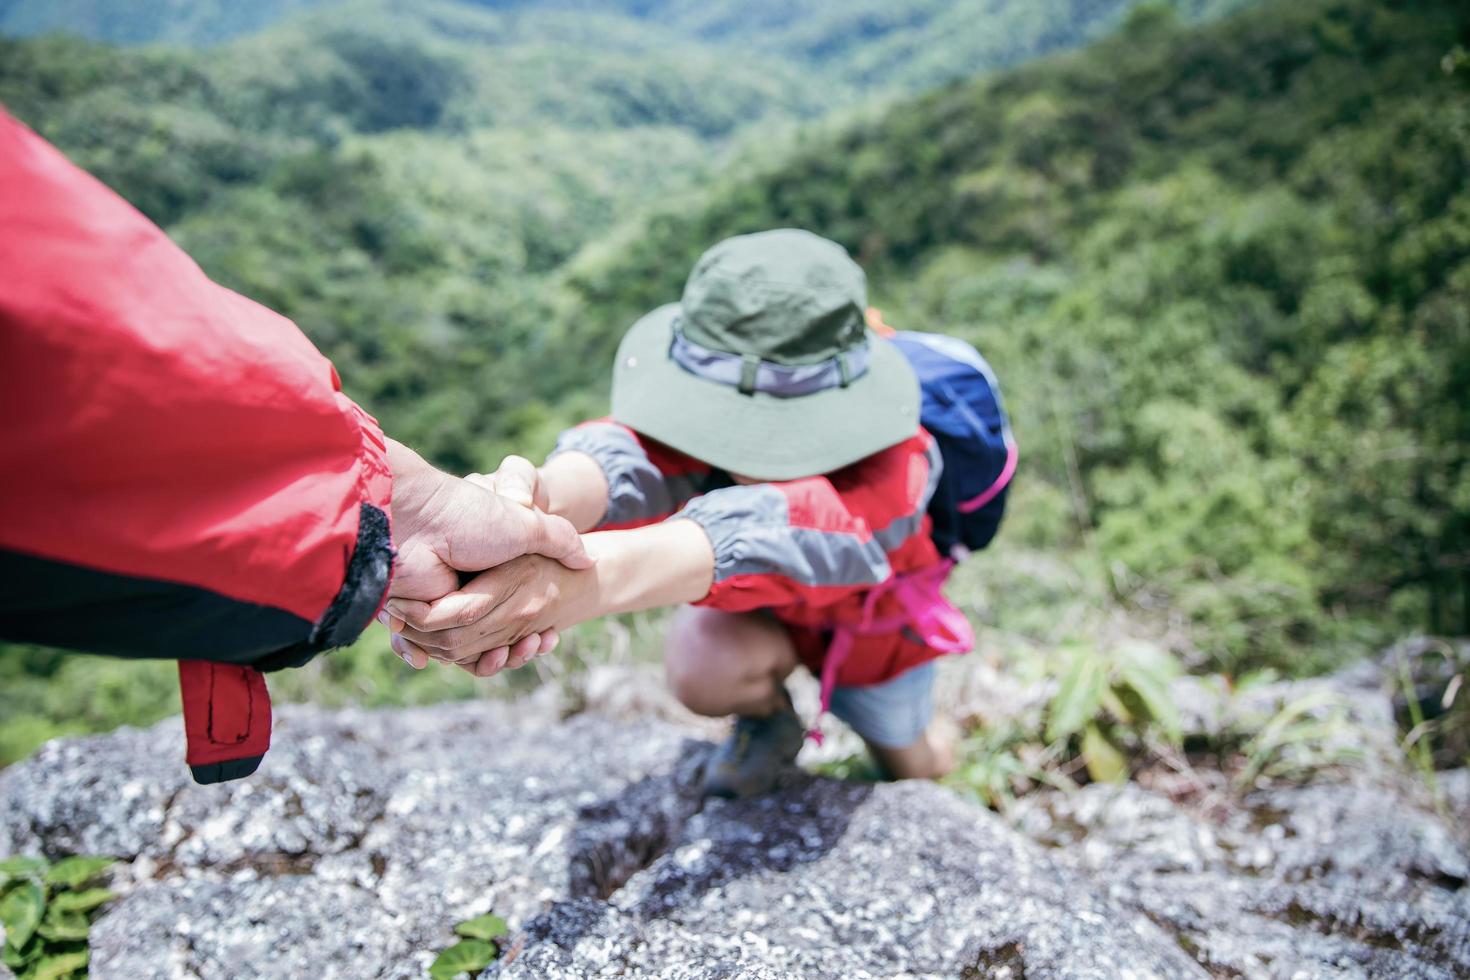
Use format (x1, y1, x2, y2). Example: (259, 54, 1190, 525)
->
(2, 693, 1467, 979)
(1013, 781, 1470, 978)
(502, 774, 1201, 979)
(1441, 767, 1470, 846)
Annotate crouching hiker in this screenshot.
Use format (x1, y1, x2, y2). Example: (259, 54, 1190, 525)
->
(387, 229, 1016, 797)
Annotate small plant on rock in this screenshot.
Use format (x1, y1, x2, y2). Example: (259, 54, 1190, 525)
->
(428, 912, 511, 979)
(945, 638, 1189, 808)
(0, 855, 116, 980)
(1044, 639, 1184, 783)
(1231, 688, 1367, 788)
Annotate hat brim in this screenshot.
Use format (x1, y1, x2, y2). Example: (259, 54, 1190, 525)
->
(611, 304, 920, 481)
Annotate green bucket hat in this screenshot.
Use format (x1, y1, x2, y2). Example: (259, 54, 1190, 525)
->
(611, 228, 920, 480)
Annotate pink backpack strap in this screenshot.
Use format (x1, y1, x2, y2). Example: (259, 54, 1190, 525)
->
(957, 439, 1018, 514)
(807, 560, 973, 744)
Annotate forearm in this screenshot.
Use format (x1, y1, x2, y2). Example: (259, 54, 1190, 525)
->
(565, 518, 714, 623)
(538, 451, 611, 532)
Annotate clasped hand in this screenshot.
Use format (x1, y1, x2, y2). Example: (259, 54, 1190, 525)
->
(384, 444, 591, 678)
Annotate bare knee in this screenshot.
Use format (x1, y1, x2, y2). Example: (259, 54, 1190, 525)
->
(664, 607, 796, 716)
(664, 608, 721, 706)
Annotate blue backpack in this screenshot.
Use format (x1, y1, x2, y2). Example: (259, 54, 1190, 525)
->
(890, 330, 1016, 561)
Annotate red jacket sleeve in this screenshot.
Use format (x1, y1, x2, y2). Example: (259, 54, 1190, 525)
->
(0, 108, 392, 663)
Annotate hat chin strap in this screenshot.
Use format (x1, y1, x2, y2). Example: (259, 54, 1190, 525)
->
(669, 325, 870, 398)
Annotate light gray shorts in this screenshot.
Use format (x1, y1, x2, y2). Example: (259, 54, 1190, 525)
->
(828, 661, 936, 749)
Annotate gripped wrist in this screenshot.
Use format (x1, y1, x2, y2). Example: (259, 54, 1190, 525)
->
(386, 439, 445, 536)
(537, 540, 597, 630)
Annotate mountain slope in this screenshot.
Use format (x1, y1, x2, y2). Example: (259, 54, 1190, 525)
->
(0, 0, 838, 467)
(4, 0, 1465, 653)
(0, 0, 333, 45)
(640, 0, 1260, 91)
(0, 0, 1256, 97)
(550, 0, 1470, 663)
(0, 0, 1464, 764)
(5, 1, 1267, 480)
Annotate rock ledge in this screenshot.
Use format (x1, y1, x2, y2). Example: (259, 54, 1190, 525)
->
(1, 699, 1466, 978)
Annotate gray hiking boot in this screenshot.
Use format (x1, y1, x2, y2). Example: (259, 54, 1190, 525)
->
(702, 695, 805, 799)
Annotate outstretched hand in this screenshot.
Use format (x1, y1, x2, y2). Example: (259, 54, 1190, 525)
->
(384, 441, 590, 670)
(386, 553, 592, 676)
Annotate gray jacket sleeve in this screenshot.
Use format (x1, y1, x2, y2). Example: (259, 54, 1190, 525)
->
(549, 421, 701, 529)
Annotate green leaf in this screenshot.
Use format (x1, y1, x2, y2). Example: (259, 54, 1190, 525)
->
(49, 888, 115, 914)
(0, 880, 44, 951)
(37, 909, 90, 942)
(1118, 662, 1182, 745)
(428, 939, 497, 979)
(454, 913, 509, 942)
(1116, 640, 1181, 680)
(31, 949, 89, 980)
(0, 857, 47, 881)
(1, 943, 26, 969)
(3, 939, 44, 972)
(1099, 686, 1135, 726)
(43, 857, 115, 889)
(1081, 724, 1128, 783)
(1046, 648, 1104, 743)
(1235, 690, 1343, 787)
(1233, 668, 1280, 693)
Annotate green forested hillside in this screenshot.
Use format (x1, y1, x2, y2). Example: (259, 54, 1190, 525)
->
(0, 0, 836, 470)
(551, 0, 1470, 668)
(0, 0, 334, 46)
(1, 0, 1255, 99)
(641, 0, 1258, 91)
(2, 0, 1256, 476)
(1, 0, 1465, 764)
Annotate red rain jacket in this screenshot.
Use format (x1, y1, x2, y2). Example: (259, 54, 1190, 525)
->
(0, 110, 394, 782)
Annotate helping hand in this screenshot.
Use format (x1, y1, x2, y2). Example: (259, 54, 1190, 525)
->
(387, 554, 590, 677)
(384, 441, 591, 669)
